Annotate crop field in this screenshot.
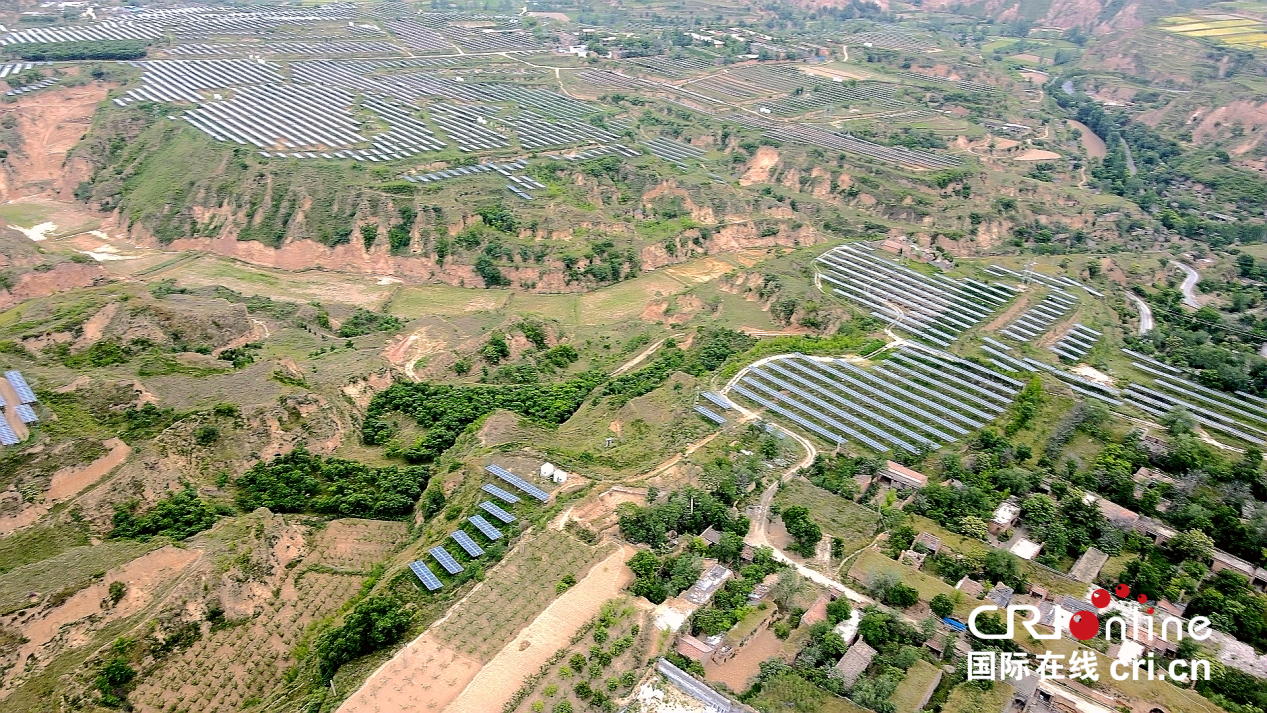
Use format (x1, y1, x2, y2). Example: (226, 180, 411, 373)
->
(433, 531, 610, 661)
(1162, 13, 1267, 47)
(130, 571, 366, 713)
(506, 598, 650, 713)
(310, 519, 410, 572)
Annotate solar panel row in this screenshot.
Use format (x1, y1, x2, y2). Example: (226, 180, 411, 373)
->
(409, 560, 443, 590)
(482, 483, 520, 503)
(4, 371, 36, 404)
(469, 514, 503, 539)
(430, 545, 464, 574)
(451, 530, 485, 557)
(485, 464, 549, 502)
(480, 501, 516, 523)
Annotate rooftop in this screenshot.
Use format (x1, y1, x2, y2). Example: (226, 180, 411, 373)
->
(1069, 547, 1110, 583)
(991, 501, 1021, 526)
(683, 563, 732, 606)
(882, 460, 928, 488)
(835, 640, 877, 687)
(1009, 538, 1043, 561)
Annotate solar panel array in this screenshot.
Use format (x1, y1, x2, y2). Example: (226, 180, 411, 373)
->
(728, 348, 1021, 454)
(644, 137, 704, 168)
(485, 464, 549, 502)
(724, 112, 961, 170)
(451, 530, 485, 557)
(1023, 358, 1121, 405)
(409, 560, 443, 590)
(0, 63, 38, 79)
(430, 545, 464, 574)
(14, 405, 38, 424)
(469, 514, 503, 539)
(694, 405, 727, 425)
(816, 245, 1015, 347)
(482, 483, 520, 504)
(5, 76, 59, 97)
(988, 267, 1080, 343)
(1051, 324, 1101, 362)
(702, 392, 733, 410)
(480, 501, 516, 523)
(4, 372, 36, 404)
(1124, 350, 1267, 445)
(0, 423, 18, 446)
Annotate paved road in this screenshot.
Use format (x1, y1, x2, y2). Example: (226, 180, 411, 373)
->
(1121, 138, 1137, 177)
(1177, 263, 1201, 309)
(1129, 294, 1154, 335)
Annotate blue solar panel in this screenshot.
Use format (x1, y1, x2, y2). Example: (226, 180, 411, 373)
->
(4, 372, 36, 404)
(451, 530, 485, 557)
(480, 501, 516, 523)
(702, 391, 733, 410)
(482, 483, 520, 504)
(14, 404, 37, 424)
(694, 405, 726, 425)
(430, 546, 464, 574)
(469, 514, 503, 539)
(0, 422, 18, 446)
(409, 560, 443, 591)
(484, 464, 549, 502)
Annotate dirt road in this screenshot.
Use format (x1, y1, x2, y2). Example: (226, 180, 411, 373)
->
(718, 378, 876, 606)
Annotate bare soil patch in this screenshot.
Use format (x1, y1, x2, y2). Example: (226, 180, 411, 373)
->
(336, 634, 482, 713)
(740, 147, 781, 186)
(1014, 149, 1062, 161)
(0, 84, 110, 202)
(46, 438, 130, 501)
(704, 624, 785, 691)
(1068, 120, 1107, 159)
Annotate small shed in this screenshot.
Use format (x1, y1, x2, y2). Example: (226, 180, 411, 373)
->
(913, 532, 942, 555)
(675, 634, 715, 663)
(956, 576, 984, 598)
(835, 641, 877, 687)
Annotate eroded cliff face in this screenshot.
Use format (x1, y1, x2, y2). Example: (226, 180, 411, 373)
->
(0, 83, 109, 203)
(917, 0, 1152, 32)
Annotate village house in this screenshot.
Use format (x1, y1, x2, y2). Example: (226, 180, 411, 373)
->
(877, 461, 928, 490)
(835, 641, 877, 687)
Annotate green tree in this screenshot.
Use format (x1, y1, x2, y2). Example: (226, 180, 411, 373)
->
(930, 593, 954, 618)
(827, 597, 853, 625)
(781, 505, 823, 557)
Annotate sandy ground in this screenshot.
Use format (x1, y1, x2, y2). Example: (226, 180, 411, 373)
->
(1014, 148, 1062, 161)
(0, 438, 130, 536)
(703, 625, 785, 692)
(443, 544, 635, 713)
(3, 546, 199, 689)
(336, 634, 482, 713)
(1068, 120, 1107, 158)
